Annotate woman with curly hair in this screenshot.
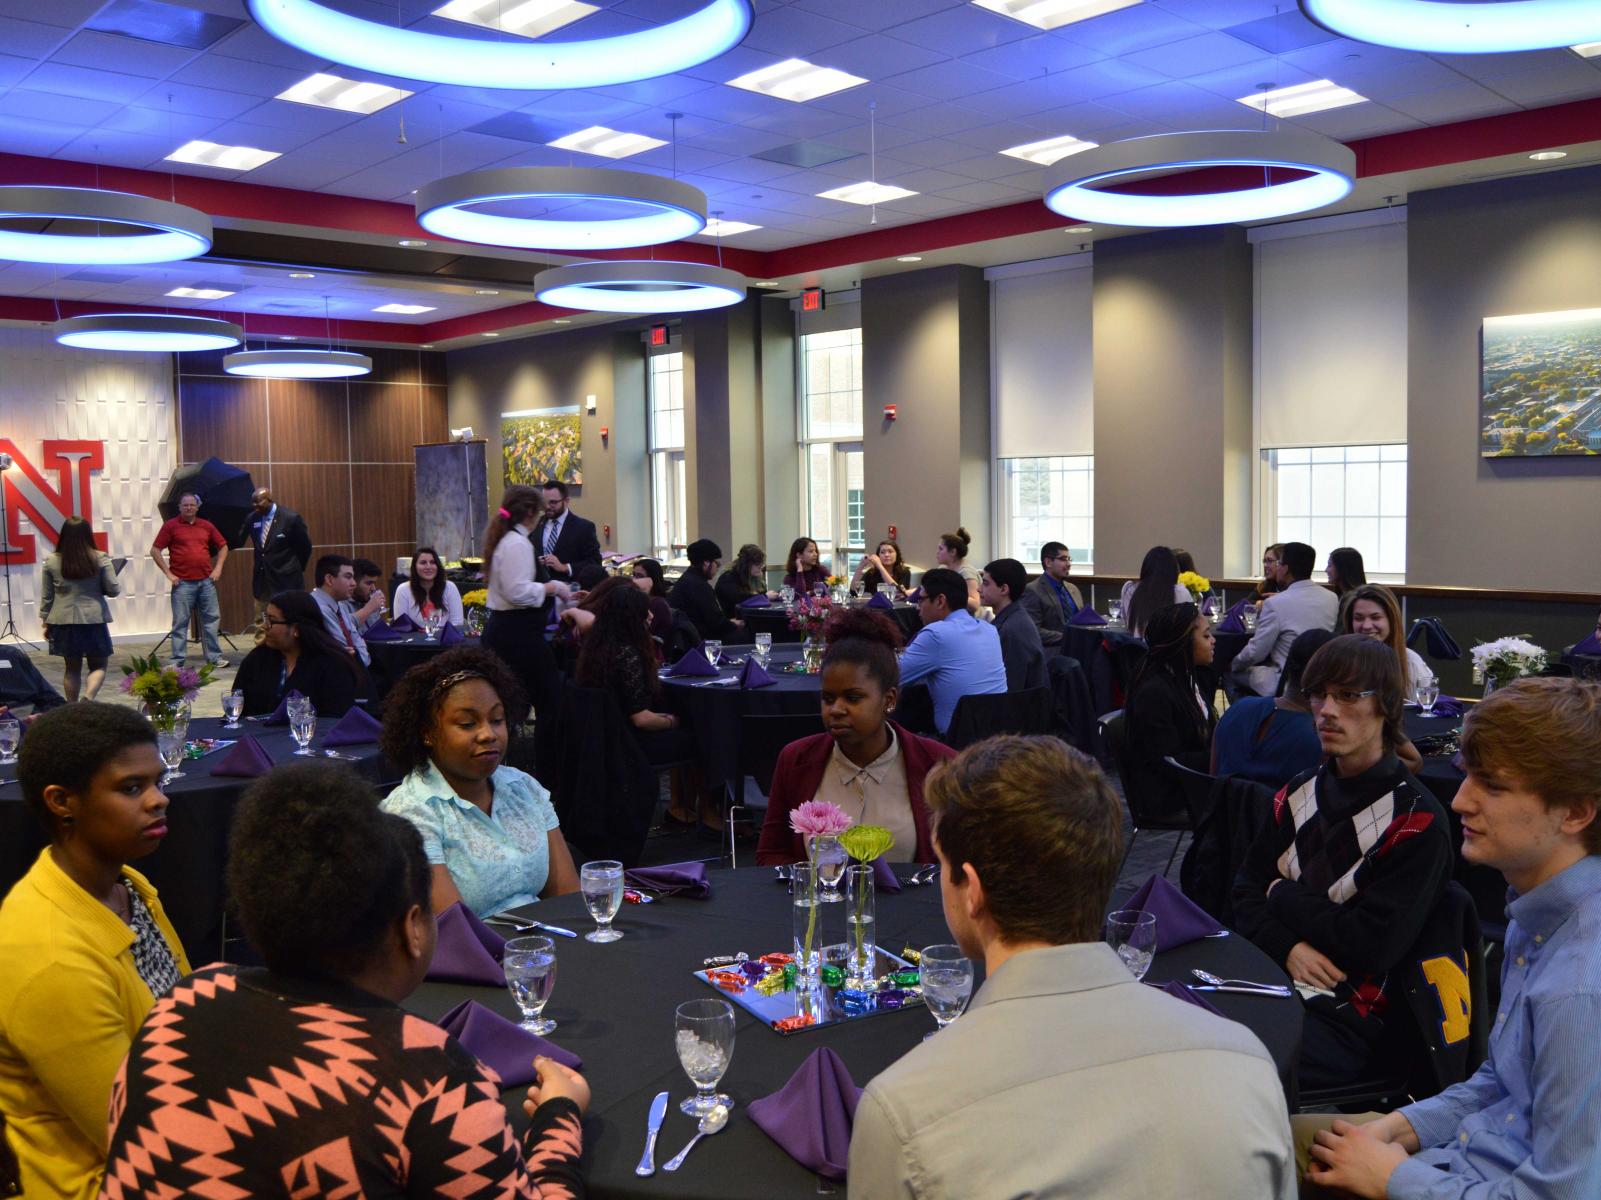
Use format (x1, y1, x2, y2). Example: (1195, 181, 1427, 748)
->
(851, 538, 911, 595)
(783, 537, 828, 596)
(757, 608, 956, 866)
(380, 647, 579, 917)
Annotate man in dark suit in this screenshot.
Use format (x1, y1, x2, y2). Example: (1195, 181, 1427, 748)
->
(247, 488, 312, 627)
(533, 480, 602, 585)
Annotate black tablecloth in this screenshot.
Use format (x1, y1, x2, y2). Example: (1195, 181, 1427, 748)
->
(404, 868, 1302, 1199)
(1212, 629, 1250, 681)
(1403, 709, 1509, 931)
(0, 716, 390, 962)
(740, 603, 921, 646)
(661, 646, 822, 791)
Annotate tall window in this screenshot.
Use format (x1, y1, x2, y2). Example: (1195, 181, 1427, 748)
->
(998, 456, 1093, 570)
(798, 327, 864, 575)
(648, 351, 686, 559)
(1266, 444, 1406, 578)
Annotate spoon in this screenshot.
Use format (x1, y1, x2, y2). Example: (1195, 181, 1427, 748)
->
(662, 1105, 729, 1172)
(1190, 968, 1292, 996)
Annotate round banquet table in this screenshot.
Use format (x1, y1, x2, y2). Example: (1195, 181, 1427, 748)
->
(404, 867, 1303, 1200)
(739, 602, 922, 645)
(0, 715, 391, 962)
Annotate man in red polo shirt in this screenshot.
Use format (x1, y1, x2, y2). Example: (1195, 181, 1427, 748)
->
(150, 492, 230, 668)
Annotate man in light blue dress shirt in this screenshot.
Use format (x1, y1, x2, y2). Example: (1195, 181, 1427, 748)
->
(1302, 676, 1601, 1199)
(897, 568, 1007, 735)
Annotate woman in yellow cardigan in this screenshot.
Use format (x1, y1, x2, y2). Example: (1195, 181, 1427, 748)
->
(0, 702, 190, 1200)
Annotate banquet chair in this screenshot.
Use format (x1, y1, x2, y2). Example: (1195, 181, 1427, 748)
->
(896, 683, 937, 737)
(1102, 715, 1196, 877)
(728, 713, 824, 867)
(943, 687, 1054, 750)
(1046, 655, 1101, 755)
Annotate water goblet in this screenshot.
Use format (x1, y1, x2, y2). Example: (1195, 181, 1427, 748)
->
(156, 728, 187, 783)
(810, 834, 848, 904)
(580, 860, 625, 943)
(703, 639, 722, 669)
(286, 692, 312, 722)
(878, 583, 896, 603)
(0, 718, 21, 765)
(221, 690, 244, 729)
(1105, 909, 1158, 980)
(1107, 600, 1123, 625)
(290, 705, 318, 756)
(779, 585, 795, 609)
(421, 610, 439, 642)
(169, 699, 193, 743)
(1416, 680, 1440, 716)
(675, 999, 735, 1117)
(504, 936, 558, 1035)
(919, 944, 974, 1040)
(1242, 609, 1259, 633)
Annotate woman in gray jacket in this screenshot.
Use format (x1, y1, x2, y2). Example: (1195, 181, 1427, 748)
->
(39, 516, 119, 700)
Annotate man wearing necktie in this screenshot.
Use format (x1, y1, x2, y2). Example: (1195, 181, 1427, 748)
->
(533, 480, 601, 585)
(247, 488, 312, 631)
(311, 554, 380, 669)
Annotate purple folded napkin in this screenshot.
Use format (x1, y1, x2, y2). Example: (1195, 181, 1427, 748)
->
(749, 1047, 861, 1182)
(1124, 873, 1223, 951)
(362, 621, 404, 642)
(438, 621, 464, 646)
(210, 734, 275, 779)
(388, 613, 418, 633)
(426, 902, 507, 986)
(323, 705, 382, 747)
(1068, 607, 1107, 627)
(1153, 979, 1224, 1017)
(262, 688, 305, 727)
(625, 861, 711, 899)
(663, 646, 717, 677)
(437, 999, 582, 1086)
(865, 591, 894, 611)
(1574, 633, 1601, 656)
(740, 657, 777, 689)
(905, 587, 922, 604)
(1216, 600, 1251, 636)
(739, 594, 772, 609)
(871, 856, 901, 894)
(1426, 695, 1466, 719)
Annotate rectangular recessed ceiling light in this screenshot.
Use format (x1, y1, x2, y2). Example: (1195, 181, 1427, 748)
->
(1573, 42, 1601, 57)
(999, 133, 1098, 166)
(817, 181, 918, 205)
(972, 0, 1143, 32)
(165, 286, 235, 299)
(277, 72, 412, 114)
(1237, 79, 1368, 118)
(374, 303, 437, 314)
(726, 58, 867, 103)
(165, 140, 281, 171)
(547, 125, 667, 159)
(432, 0, 596, 38)
(701, 218, 762, 236)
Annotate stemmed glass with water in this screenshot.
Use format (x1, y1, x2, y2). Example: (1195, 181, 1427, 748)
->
(504, 935, 558, 1035)
(221, 690, 244, 729)
(580, 860, 625, 943)
(810, 834, 848, 904)
(919, 944, 973, 1040)
(156, 727, 187, 783)
(1105, 910, 1158, 980)
(753, 631, 772, 669)
(703, 640, 722, 669)
(0, 717, 20, 766)
(290, 702, 318, 756)
(1107, 600, 1123, 626)
(675, 998, 735, 1117)
(1415, 679, 1440, 716)
(779, 584, 795, 610)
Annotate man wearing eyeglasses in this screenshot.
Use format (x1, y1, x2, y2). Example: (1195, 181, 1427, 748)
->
(1019, 541, 1082, 647)
(1233, 634, 1452, 1093)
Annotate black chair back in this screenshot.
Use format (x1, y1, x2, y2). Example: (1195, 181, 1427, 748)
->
(663, 608, 703, 664)
(548, 681, 659, 867)
(1105, 633, 1148, 705)
(739, 713, 824, 796)
(1046, 654, 1101, 755)
(1161, 755, 1217, 826)
(943, 686, 1055, 750)
(896, 682, 937, 737)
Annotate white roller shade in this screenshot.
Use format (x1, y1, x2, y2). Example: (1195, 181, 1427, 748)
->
(990, 257, 1093, 458)
(1254, 211, 1407, 448)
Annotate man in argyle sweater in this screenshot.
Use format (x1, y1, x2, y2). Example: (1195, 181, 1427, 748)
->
(1234, 635, 1452, 1090)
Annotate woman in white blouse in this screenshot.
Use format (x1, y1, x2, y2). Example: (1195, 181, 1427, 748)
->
(1120, 546, 1191, 636)
(393, 546, 465, 626)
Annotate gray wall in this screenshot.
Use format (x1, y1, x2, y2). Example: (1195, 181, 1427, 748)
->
(1408, 166, 1601, 591)
(1092, 227, 1253, 580)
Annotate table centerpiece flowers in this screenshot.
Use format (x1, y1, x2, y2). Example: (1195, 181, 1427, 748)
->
(840, 824, 894, 984)
(789, 594, 836, 672)
(1178, 570, 1211, 602)
(789, 800, 853, 977)
(1471, 636, 1547, 695)
(120, 654, 217, 731)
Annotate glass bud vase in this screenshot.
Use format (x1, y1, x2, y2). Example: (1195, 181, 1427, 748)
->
(802, 637, 824, 673)
(791, 862, 821, 980)
(844, 863, 876, 987)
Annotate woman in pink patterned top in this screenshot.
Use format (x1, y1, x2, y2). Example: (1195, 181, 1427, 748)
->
(101, 761, 588, 1198)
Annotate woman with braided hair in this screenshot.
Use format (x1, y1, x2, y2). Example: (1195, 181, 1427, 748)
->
(1122, 602, 1217, 816)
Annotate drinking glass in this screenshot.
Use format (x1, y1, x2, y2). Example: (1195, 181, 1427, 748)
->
(1105, 909, 1158, 980)
(421, 610, 439, 641)
(504, 936, 558, 1035)
(878, 583, 896, 603)
(1416, 680, 1440, 715)
(465, 607, 484, 637)
(0, 718, 20, 765)
(791, 861, 822, 978)
(221, 690, 244, 729)
(1242, 609, 1259, 633)
(845, 864, 876, 982)
(919, 944, 974, 1039)
(703, 639, 722, 669)
(580, 860, 625, 943)
(156, 728, 186, 783)
(290, 705, 318, 756)
(170, 700, 192, 742)
(780, 585, 795, 608)
(675, 999, 735, 1117)
(754, 631, 772, 656)
(286, 692, 312, 723)
(1107, 600, 1123, 625)
(810, 834, 848, 904)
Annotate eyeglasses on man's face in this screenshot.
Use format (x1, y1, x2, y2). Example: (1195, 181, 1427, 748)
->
(1307, 687, 1377, 707)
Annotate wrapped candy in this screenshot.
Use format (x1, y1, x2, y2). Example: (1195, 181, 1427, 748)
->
(622, 889, 655, 904)
(900, 946, 922, 965)
(759, 952, 794, 966)
(772, 1014, 815, 1032)
(782, 963, 796, 989)
(838, 988, 872, 1015)
(877, 989, 908, 1010)
(703, 953, 748, 967)
(755, 972, 787, 996)
(739, 960, 768, 980)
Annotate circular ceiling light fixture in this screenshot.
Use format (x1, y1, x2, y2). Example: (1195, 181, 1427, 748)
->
(417, 167, 706, 250)
(247, 0, 753, 90)
(1299, 0, 1601, 53)
(53, 313, 242, 352)
(535, 261, 746, 314)
(1044, 129, 1355, 228)
(223, 348, 373, 378)
(0, 186, 211, 264)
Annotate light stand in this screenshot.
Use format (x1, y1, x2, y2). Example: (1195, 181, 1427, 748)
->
(0, 454, 40, 649)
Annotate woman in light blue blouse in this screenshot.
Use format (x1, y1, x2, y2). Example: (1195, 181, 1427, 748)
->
(379, 647, 579, 916)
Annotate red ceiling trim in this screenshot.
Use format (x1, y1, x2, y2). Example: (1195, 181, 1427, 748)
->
(0, 295, 428, 344)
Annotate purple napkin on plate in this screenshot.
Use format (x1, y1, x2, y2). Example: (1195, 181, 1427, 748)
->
(438, 621, 465, 646)
(1215, 598, 1252, 636)
(323, 705, 382, 747)
(871, 856, 901, 894)
(1124, 873, 1223, 951)
(437, 999, 582, 1086)
(427, 902, 507, 986)
(363, 621, 403, 642)
(664, 646, 717, 677)
(1573, 633, 1601, 655)
(740, 657, 777, 689)
(262, 689, 305, 727)
(625, 861, 711, 899)
(210, 734, 275, 778)
(1068, 607, 1107, 627)
(865, 591, 894, 611)
(1425, 695, 1466, 719)
(749, 1047, 861, 1182)
(739, 594, 772, 609)
(1153, 979, 1224, 1017)
(388, 613, 418, 633)
(905, 587, 922, 604)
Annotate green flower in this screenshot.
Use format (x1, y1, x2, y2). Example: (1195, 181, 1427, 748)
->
(839, 825, 894, 864)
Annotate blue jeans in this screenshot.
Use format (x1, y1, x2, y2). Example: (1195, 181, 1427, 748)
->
(170, 579, 222, 665)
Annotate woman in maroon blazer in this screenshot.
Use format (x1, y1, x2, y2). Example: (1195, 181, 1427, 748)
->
(757, 609, 956, 865)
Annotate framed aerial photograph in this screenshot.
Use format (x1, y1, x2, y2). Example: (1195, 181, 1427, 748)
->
(1480, 308, 1601, 457)
(502, 406, 582, 484)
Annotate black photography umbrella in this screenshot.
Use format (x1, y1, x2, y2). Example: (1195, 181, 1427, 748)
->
(157, 458, 257, 548)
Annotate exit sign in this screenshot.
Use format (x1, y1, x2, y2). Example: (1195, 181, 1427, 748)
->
(649, 324, 669, 346)
(801, 287, 825, 312)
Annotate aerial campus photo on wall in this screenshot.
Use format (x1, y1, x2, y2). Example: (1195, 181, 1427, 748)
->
(1480, 307, 1601, 456)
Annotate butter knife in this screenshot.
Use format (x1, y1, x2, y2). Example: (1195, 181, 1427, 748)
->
(636, 1091, 669, 1176)
(1187, 983, 1293, 997)
(530, 919, 577, 938)
(485, 914, 578, 938)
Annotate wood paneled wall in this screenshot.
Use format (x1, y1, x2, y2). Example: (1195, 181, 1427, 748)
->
(174, 347, 448, 632)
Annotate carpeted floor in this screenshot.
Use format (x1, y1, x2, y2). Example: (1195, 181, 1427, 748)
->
(17, 631, 247, 716)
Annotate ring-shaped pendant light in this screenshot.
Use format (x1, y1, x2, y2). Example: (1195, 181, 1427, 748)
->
(224, 348, 373, 378)
(417, 168, 707, 250)
(535, 261, 747, 314)
(0, 186, 211, 264)
(1044, 130, 1355, 228)
(1300, 0, 1601, 53)
(247, 0, 753, 90)
(53, 313, 243, 352)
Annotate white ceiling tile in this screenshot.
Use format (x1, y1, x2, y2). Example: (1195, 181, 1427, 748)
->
(90, 104, 220, 140)
(1101, 81, 1255, 126)
(25, 61, 155, 104)
(0, 113, 84, 156)
(1382, 83, 1516, 124)
(1481, 66, 1601, 108)
(743, 7, 867, 56)
(1123, 31, 1266, 79)
(165, 54, 309, 97)
(892, 137, 1000, 167)
(959, 34, 1106, 79)
(0, 88, 121, 127)
(677, 43, 785, 86)
(0, 0, 103, 27)
(806, 81, 931, 118)
(1288, 105, 1424, 141)
(1153, 0, 1284, 29)
(209, 22, 325, 71)
(890, 6, 1036, 53)
(50, 30, 201, 78)
(698, 156, 808, 184)
(888, 59, 1017, 100)
(1185, 58, 1320, 101)
(0, 16, 74, 59)
(135, 80, 263, 118)
(814, 34, 948, 80)
(880, 103, 995, 136)
(1431, 49, 1580, 83)
(789, 0, 966, 35)
(1057, 5, 1212, 56)
(934, 178, 1036, 204)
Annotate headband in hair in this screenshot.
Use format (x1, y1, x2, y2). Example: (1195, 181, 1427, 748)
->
(498, 507, 512, 519)
(430, 669, 490, 703)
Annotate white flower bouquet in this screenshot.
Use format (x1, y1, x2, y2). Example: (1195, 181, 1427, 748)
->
(1470, 636, 1547, 689)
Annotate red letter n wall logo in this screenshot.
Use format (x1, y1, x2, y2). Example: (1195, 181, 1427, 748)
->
(0, 439, 106, 566)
